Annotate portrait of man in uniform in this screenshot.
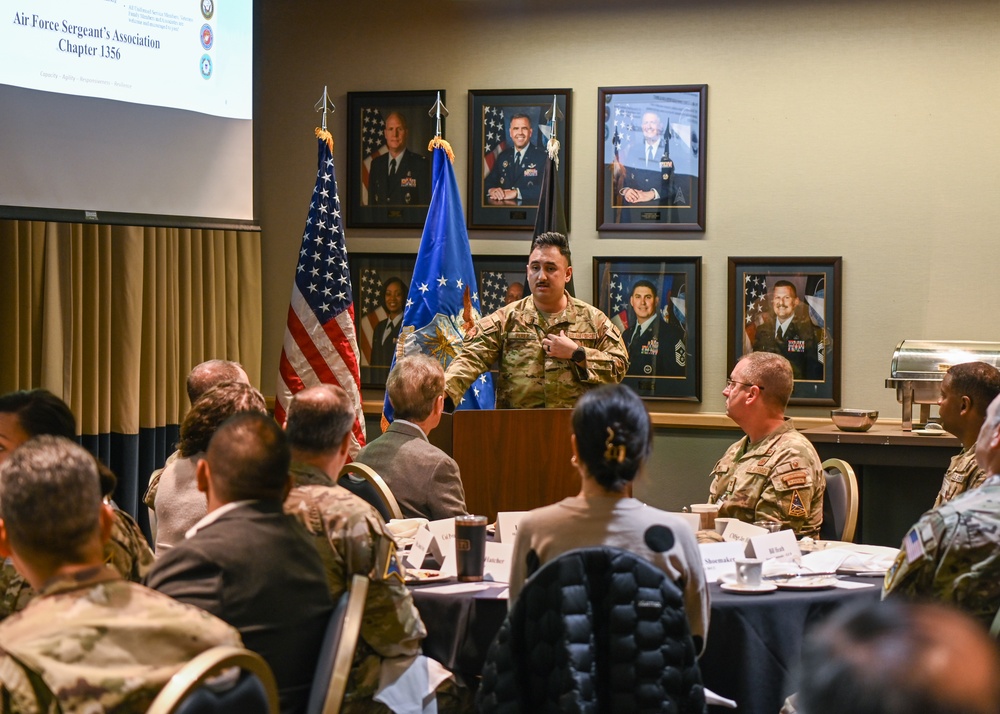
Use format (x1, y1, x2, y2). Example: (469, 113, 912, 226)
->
(347, 91, 441, 229)
(595, 258, 702, 402)
(730, 258, 841, 406)
(468, 90, 572, 230)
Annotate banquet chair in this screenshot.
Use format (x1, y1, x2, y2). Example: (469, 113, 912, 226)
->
(338, 462, 403, 520)
(820, 458, 859, 542)
(146, 646, 278, 714)
(306, 574, 370, 714)
(477, 547, 706, 713)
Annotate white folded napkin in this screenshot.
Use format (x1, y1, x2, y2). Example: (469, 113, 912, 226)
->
(374, 654, 452, 714)
(387, 518, 429, 540)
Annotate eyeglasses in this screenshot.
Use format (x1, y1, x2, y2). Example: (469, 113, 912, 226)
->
(725, 378, 762, 391)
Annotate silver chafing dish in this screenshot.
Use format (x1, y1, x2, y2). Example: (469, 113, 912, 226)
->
(886, 340, 1000, 430)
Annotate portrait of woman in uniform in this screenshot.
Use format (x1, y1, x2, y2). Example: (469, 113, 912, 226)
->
(593, 257, 702, 402)
(728, 257, 842, 406)
(351, 253, 416, 389)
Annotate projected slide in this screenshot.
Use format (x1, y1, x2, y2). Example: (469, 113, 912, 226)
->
(1, 0, 251, 119)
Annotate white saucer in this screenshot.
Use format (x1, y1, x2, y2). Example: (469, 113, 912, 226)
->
(912, 429, 946, 436)
(773, 576, 839, 591)
(720, 581, 777, 594)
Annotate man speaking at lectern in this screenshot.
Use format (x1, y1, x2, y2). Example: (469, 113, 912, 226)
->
(444, 232, 628, 409)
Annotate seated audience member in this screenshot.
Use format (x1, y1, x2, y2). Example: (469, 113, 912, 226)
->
(707, 352, 825, 538)
(508, 383, 709, 651)
(931, 361, 1000, 507)
(147, 413, 333, 714)
(882, 393, 1000, 627)
(790, 601, 1000, 714)
(0, 436, 241, 712)
(0, 389, 153, 619)
(283, 385, 469, 713)
(143, 359, 250, 529)
(355, 355, 469, 521)
(151, 381, 267, 553)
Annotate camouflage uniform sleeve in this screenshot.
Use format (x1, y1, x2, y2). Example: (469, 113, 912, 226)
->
(882, 512, 945, 600)
(106, 509, 155, 582)
(0, 564, 34, 621)
(340, 511, 426, 658)
(444, 312, 504, 405)
(0, 655, 50, 714)
(755, 443, 825, 538)
(574, 309, 628, 386)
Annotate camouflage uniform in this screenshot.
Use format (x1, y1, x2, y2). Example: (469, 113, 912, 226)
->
(0, 566, 241, 713)
(708, 421, 825, 538)
(444, 293, 628, 409)
(143, 449, 179, 511)
(0, 508, 154, 621)
(932, 444, 987, 508)
(283, 463, 426, 711)
(883, 475, 1000, 628)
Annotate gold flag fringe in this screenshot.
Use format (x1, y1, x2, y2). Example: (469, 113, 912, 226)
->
(546, 137, 561, 171)
(315, 127, 334, 154)
(427, 136, 455, 163)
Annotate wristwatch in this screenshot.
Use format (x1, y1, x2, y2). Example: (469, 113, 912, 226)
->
(571, 346, 586, 365)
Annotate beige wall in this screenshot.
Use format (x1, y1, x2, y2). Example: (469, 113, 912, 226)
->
(257, 0, 1000, 425)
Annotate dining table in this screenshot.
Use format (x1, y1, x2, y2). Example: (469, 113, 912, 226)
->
(409, 574, 883, 714)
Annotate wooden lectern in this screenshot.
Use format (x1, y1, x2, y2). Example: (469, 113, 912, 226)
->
(430, 409, 577, 521)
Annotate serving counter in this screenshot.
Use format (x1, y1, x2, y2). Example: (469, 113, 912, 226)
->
(801, 424, 959, 546)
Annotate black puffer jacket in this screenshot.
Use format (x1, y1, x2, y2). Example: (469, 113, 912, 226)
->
(477, 547, 706, 713)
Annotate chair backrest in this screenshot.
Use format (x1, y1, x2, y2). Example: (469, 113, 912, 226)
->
(338, 462, 404, 520)
(478, 547, 706, 713)
(306, 573, 370, 714)
(820, 458, 859, 542)
(146, 646, 279, 714)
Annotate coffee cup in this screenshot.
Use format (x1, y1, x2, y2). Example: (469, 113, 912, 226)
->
(690, 503, 721, 531)
(714, 517, 739, 535)
(735, 557, 764, 588)
(454, 515, 488, 582)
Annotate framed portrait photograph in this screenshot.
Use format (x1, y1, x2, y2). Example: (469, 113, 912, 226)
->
(351, 253, 417, 389)
(727, 257, 842, 406)
(472, 255, 529, 315)
(346, 90, 444, 229)
(468, 89, 571, 231)
(593, 257, 702, 401)
(597, 85, 707, 232)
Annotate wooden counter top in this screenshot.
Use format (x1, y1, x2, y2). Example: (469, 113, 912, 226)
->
(801, 424, 959, 448)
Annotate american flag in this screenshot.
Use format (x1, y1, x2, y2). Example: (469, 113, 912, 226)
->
(361, 108, 388, 205)
(357, 269, 387, 365)
(743, 274, 770, 352)
(480, 271, 509, 315)
(482, 105, 506, 178)
(608, 273, 631, 332)
(275, 130, 366, 456)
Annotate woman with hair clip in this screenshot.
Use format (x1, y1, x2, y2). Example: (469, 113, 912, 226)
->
(508, 383, 709, 649)
(0, 389, 154, 619)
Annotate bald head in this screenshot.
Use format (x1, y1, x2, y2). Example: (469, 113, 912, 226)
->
(284, 384, 356, 455)
(187, 360, 249, 405)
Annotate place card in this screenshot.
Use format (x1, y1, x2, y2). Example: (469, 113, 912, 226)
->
(483, 541, 513, 583)
(495, 511, 528, 544)
(747, 529, 801, 562)
(721, 519, 768, 547)
(402, 525, 434, 570)
(699, 541, 747, 582)
(426, 518, 457, 576)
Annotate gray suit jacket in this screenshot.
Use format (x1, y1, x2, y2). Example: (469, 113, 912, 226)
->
(355, 421, 468, 521)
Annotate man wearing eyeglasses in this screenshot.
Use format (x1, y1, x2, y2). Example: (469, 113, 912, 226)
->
(708, 352, 825, 538)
